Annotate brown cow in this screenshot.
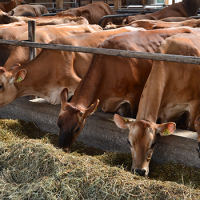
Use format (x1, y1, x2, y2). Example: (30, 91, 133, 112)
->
(105, 18, 200, 31)
(0, 27, 135, 107)
(35, 16, 89, 26)
(56, 27, 196, 153)
(129, 18, 200, 30)
(0, 0, 25, 13)
(114, 32, 200, 176)
(124, 0, 200, 24)
(9, 4, 49, 17)
(3, 24, 102, 70)
(56, 2, 124, 27)
(0, 24, 29, 66)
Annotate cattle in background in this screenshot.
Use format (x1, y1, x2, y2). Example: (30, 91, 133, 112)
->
(114, 33, 200, 176)
(0, 10, 88, 25)
(160, 17, 192, 22)
(3, 24, 102, 70)
(124, 0, 200, 24)
(56, 27, 196, 153)
(56, 2, 124, 27)
(0, 12, 32, 24)
(0, 27, 135, 109)
(35, 16, 88, 26)
(0, 0, 25, 13)
(9, 4, 49, 17)
(0, 24, 29, 66)
(105, 18, 200, 30)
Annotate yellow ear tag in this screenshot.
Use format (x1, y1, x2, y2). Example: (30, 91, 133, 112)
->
(91, 104, 97, 111)
(163, 129, 170, 136)
(17, 76, 23, 82)
(124, 118, 128, 122)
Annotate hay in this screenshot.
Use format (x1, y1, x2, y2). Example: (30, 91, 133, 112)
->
(0, 119, 200, 199)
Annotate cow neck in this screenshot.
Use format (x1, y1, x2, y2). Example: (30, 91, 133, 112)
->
(182, 0, 200, 16)
(71, 66, 102, 111)
(13, 60, 45, 97)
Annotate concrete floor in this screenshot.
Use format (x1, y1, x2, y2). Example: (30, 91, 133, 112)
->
(0, 96, 199, 169)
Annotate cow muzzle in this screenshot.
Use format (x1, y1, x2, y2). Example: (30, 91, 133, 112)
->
(131, 168, 146, 176)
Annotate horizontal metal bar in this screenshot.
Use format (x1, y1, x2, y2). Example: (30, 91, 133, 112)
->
(0, 39, 200, 65)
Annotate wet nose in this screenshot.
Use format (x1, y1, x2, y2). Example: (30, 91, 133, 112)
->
(135, 168, 146, 176)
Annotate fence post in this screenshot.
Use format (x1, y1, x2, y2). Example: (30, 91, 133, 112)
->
(56, 0, 63, 9)
(114, 0, 122, 11)
(28, 20, 36, 61)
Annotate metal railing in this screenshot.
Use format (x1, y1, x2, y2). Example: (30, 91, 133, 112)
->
(1, 21, 200, 65)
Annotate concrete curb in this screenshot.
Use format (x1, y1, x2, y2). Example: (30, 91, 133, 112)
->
(0, 97, 199, 168)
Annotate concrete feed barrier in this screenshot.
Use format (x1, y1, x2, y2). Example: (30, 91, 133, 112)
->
(0, 96, 199, 168)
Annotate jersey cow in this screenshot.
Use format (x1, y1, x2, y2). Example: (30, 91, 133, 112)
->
(129, 18, 200, 30)
(3, 24, 102, 70)
(9, 4, 49, 17)
(106, 18, 200, 31)
(35, 16, 88, 26)
(57, 27, 196, 153)
(0, 24, 29, 67)
(0, 0, 25, 13)
(114, 33, 200, 176)
(56, 2, 123, 27)
(124, 0, 200, 24)
(0, 27, 135, 108)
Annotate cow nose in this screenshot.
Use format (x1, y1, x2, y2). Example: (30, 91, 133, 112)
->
(135, 168, 146, 176)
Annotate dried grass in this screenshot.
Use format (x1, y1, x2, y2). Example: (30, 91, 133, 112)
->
(0, 119, 199, 199)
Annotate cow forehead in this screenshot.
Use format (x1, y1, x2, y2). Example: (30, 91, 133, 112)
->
(129, 122, 155, 141)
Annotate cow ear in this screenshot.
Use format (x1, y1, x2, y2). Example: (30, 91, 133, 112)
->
(157, 122, 176, 136)
(113, 114, 130, 129)
(60, 88, 68, 104)
(13, 69, 27, 83)
(84, 99, 99, 118)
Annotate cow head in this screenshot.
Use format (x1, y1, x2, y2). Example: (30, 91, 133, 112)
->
(0, 65, 26, 107)
(113, 114, 176, 176)
(57, 88, 99, 152)
(194, 115, 200, 158)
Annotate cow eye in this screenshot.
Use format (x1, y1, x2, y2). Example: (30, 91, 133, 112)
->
(74, 126, 80, 133)
(127, 139, 132, 147)
(0, 84, 4, 92)
(151, 142, 156, 149)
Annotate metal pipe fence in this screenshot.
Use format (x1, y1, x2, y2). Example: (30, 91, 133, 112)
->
(1, 38, 200, 65)
(0, 20, 200, 65)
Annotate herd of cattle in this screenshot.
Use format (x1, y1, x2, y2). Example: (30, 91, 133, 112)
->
(1, 0, 200, 176)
